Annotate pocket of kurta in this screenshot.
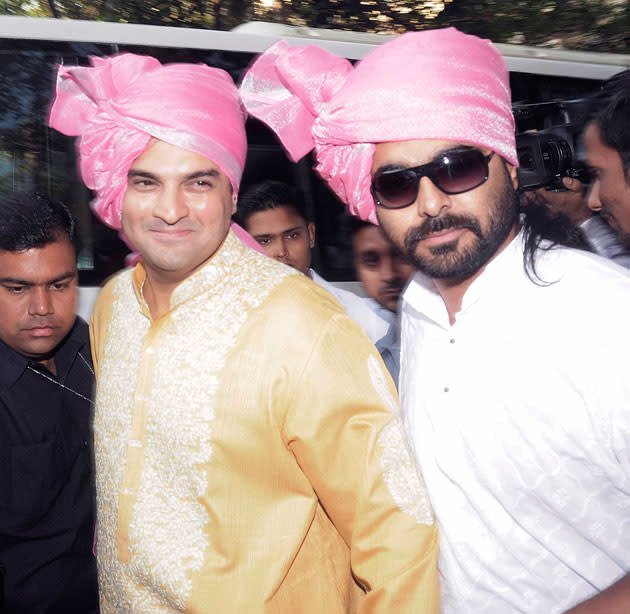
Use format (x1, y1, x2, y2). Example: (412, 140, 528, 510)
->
(10, 437, 65, 520)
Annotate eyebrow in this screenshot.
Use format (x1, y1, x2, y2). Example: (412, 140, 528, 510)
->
(128, 169, 221, 181)
(253, 226, 304, 240)
(0, 272, 76, 286)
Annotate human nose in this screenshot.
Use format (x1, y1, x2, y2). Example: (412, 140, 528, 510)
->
(270, 238, 289, 260)
(415, 176, 451, 217)
(586, 178, 602, 213)
(29, 287, 53, 316)
(154, 185, 189, 224)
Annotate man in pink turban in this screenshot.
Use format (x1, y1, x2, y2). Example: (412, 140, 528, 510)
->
(48, 53, 439, 613)
(241, 28, 630, 613)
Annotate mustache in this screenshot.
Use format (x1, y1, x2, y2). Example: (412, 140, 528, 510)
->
(404, 214, 482, 252)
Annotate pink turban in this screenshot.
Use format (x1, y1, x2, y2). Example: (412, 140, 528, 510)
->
(48, 53, 254, 248)
(240, 28, 517, 224)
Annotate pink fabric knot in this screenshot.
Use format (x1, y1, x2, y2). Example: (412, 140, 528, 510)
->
(241, 28, 517, 223)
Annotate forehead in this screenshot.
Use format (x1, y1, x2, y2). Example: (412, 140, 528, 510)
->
(130, 139, 225, 178)
(353, 225, 391, 253)
(371, 138, 483, 172)
(584, 122, 622, 167)
(246, 206, 307, 233)
(0, 241, 76, 280)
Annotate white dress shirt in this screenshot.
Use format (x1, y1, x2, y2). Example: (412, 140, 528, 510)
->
(310, 269, 393, 343)
(400, 232, 630, 613)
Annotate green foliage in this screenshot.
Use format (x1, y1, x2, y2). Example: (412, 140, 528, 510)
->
(0, 0, 628, 51)
(434, 0, 630, 53)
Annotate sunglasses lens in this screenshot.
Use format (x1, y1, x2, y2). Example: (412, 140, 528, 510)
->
(434, 150, 488, 194)
(372, 149, 490, 209)
(373, 169, 419, 208)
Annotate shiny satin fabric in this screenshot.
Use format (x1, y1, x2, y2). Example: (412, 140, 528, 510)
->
(48, 53, 247, 231)
(240, 28, 518, 224)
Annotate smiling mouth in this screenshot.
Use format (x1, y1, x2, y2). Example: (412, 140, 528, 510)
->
(150, 228, 194, 240)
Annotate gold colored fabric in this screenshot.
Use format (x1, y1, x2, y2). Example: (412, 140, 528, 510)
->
(90, 230, 439, 613)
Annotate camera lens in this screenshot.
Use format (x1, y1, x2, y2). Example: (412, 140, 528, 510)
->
(541, 138, 572, 175)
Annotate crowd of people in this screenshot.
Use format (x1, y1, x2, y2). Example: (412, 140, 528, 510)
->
(1, 25, 630, 614)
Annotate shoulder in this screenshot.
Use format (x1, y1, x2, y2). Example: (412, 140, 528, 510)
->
(90, 267, 135, 330)
(538, 245, 630, 298)
(529, 245, 630, 339)
(72, 315, 90, 342)
(266, 270, 348, 321)
(309, 271, 392, 342)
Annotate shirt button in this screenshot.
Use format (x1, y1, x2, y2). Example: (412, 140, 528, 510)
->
(146, 346, 154, 355)
(450, 338, 455, 344)
(444, 386, 450, 392)
(83, 440, 89, 447)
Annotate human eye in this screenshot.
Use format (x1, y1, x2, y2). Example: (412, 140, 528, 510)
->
(362, 254, 380, 269)
(3, 284, 26, 295)
(187, 177, 214, 192)
(286, 231, 302, 240)
(256, 238, 271, 246)
(130, 177, 156, 190)
(51, 281, 72, 291)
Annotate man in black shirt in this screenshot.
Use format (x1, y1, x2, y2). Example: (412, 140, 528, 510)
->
(0, 193, 98, 613)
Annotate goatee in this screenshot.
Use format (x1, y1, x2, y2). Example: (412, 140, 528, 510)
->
(402, 178, 519, 280)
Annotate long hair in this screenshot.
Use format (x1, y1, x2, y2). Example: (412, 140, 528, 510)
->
(518, 191, 591, 284)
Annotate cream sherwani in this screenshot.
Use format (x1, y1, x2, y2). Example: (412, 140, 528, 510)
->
(90, 231, 438, 613)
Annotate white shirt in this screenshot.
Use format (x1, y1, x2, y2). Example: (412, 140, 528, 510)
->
(400, 233, 630, 613)
(310, 269, 393, 343)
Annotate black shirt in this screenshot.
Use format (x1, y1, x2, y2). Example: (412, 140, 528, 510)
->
(0, 318, 98, 614)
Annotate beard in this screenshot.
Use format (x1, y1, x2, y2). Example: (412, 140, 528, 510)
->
(401, 176, 519, 280)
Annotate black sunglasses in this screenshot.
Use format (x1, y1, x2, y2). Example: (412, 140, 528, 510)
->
(371, 148, 494, 209)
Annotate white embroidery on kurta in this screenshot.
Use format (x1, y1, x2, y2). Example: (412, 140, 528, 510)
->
(95, 233, 291, 613)
(94, 268, 148, 613)
(368, 354, 434, 525)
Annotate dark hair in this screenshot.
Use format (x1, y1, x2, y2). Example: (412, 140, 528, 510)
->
(236, 180, 310, 227)
(0, 191, 78, 253)
(347, 216, 374, 239)
(518, 191, 591, 283)
(585, 69, 630, 176)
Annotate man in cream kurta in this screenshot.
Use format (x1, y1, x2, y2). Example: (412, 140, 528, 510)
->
(49, 53, 439, 613)
(90, 230, 436, 612)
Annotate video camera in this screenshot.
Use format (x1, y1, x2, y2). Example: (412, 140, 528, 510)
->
(514, 99, 591, 191)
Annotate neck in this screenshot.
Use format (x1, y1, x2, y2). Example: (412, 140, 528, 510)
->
(143, 273, 181, 320)
(433, 276, 478, 325)
(434, 225, 519, 325)
(38, 356, 57, 376)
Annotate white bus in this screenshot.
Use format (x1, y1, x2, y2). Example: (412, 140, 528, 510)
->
(1, 16, 629, 317)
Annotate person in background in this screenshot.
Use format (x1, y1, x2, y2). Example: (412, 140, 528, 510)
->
(524, 176, 630, 268)
(349, 218, 414, 384)
(242, 27, 630, 613)
(0, 192, 98, 613)
(49, 52, 439, 613)
(583, 69, 630, 252)
(238, 179, 398, 343)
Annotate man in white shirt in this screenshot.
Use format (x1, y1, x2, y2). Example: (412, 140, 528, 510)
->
(241, 27, 630, 614)
(237, 180, 391, 342)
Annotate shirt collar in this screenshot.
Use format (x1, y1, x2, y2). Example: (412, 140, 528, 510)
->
(404, 230, 525, 327)
(131, 230, 244, 318)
